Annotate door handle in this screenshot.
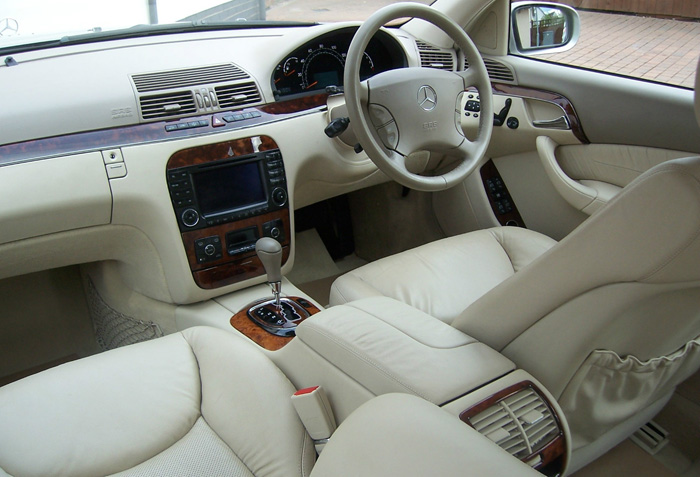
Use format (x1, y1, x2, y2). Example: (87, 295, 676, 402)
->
(533, 116, 570, 130)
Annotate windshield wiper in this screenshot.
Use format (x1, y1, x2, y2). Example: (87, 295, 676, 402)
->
(0, 20, 318, 56)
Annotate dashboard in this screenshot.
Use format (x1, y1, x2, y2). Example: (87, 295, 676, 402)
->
(0, 21, 420, 304)
(271, 27, 407, 98)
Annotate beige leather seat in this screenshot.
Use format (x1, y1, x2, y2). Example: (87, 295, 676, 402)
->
(0, 326, 541, 477)
(330, 65, 700, 471)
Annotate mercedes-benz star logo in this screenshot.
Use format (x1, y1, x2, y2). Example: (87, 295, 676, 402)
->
(0, 18, 19, 37)
(417, 85, 437, 111)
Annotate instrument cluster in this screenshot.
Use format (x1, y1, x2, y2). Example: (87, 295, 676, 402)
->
(272, 27, 407, 98)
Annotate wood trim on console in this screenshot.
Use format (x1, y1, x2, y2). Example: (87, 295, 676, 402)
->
(259, 93, 328, 115)
(230, 297, 321, 351)
(459, 380, 567, 476)
(0, 95, 328, 166)
(166, 135, 279, 169)
(492, 83, 589, 144)
(168, 135, 291, 289)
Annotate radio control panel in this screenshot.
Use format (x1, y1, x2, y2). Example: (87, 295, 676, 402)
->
(166, 136, 291, 290)
(167, 148, 288, 233)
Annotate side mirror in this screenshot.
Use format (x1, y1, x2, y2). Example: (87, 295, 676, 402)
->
(510, 2, 580, 55)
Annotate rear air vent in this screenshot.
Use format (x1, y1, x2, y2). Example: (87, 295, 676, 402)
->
(466, 386, 560, 461)
(131, 63, 263, 122)
(132, 64, 249, 92)
(464, 57, 516, 82)
(139, 91, 197, 120)
(417, 40, 455, 70)
(216, 81, 262, 108)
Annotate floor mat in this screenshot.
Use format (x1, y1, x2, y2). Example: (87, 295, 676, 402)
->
(0, 355, 79, 387)
(288, 229, 367, 305)
(296, 274, 341, 307)
(572, 439, 678, 477)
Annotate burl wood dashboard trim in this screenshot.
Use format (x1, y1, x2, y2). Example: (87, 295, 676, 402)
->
(492, 83, 589, 144)
(168, 136, 291, 290)
(459, 380, 567, 476)
(166, 135, 279, 169)
(230, 297, 321, 351)
(0, 94, 329, 166)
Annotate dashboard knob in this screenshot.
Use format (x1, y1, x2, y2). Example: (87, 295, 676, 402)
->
(204, 244, 216, 256)
(181, 208, 200, 227)
(271, 187, 288, 207)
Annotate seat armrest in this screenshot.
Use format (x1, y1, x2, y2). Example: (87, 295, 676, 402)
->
(311, 393, 541, 477)
(296, 297, 515, 405)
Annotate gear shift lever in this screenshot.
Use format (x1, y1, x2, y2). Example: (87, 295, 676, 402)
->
(243, 237, 313, 337)
(256, 237, 283, 309)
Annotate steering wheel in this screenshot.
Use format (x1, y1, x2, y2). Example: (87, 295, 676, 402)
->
(344, 3, 493, 191)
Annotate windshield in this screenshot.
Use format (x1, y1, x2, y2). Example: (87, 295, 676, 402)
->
(0, 0, 432, 52)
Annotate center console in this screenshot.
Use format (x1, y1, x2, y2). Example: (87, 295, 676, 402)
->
(280, 297, 570, 476)
(166, 135, 291, 289)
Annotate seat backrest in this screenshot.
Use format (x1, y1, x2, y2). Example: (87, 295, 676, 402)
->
(452, 61, 700, 456)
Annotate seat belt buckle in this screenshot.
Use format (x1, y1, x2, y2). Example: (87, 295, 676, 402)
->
(291, 385, 337, 453)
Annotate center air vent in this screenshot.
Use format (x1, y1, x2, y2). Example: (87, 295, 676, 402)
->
(131, 63, 263, 122)
(466, 386, 560, 460)
(132, 64, 249, 92)
(140, 91, 197, 120)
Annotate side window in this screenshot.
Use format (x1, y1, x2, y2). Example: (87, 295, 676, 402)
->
(512, 1, 700, 89)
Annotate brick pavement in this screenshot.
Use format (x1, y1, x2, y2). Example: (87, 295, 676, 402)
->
(538, 11, 699, 88)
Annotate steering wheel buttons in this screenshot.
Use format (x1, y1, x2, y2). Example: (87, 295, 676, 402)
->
(369, 104, 395, 127)
(377, 122, 399, 150)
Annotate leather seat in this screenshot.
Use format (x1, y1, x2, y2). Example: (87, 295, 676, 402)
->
(0, 326, 542, 477)
(0, 326, 316, 477)
(330, 62, 700, 471)
(330, 226, 556, 323)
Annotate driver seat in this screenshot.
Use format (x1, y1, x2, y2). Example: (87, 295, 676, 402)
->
(329, 64, 700, 471)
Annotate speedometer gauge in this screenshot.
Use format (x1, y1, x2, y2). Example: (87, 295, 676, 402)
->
(271, 27, 407, 99)
(301, 47, 345, 90)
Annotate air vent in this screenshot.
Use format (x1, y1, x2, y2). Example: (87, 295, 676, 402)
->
(468, 387, 560, 461)
(417, 40, 455, 70)
(132, 64, 249, 93)
(139, 91, 197, 120)
(464, 57, 516, 82)
(216, 81, 262, 109)
(132, 63, 263, 122)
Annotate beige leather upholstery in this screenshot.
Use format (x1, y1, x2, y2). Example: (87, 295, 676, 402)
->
(296, 297, 515, 404)
(330, 226, 556, 323)
(329, 62, 700, 470)
(330, 156, 700, 469)
(0, 326, 315, 477)
(312, 393, 542, 477)
(0, 327, 545, 477)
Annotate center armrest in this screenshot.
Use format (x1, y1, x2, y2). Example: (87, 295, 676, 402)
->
(295, 297, 514, 405)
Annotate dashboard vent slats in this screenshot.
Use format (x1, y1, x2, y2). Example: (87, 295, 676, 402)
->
(132, 64, 249, 92)
(139, 91, 197, 120)
(216, 81, 262, 109)
(464, 57, 516, 83)
(416, 40, 455, 70)
(466, 387, 560, 462)
(131, 63, 263, 122)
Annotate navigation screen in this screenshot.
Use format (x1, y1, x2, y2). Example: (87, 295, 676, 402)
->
(192, 160, 266, 216)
